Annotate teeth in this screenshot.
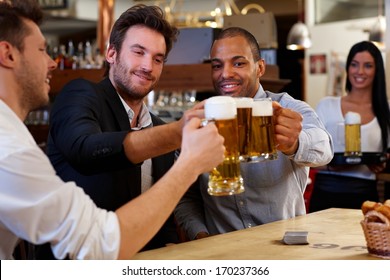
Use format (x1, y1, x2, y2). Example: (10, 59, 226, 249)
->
(223, 84, 236, 88)
(355, 77, 365, 82)
(45, 78, 50, 84)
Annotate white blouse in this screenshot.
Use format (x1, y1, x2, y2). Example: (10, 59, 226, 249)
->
(316, 96, 387, 180)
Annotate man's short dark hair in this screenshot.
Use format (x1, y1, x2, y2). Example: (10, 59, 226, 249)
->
(0, 0, 44, 51)
(109, 4, 178, 59)
(215, 27, 261, 62)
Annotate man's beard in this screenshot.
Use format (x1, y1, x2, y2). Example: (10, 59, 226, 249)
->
(16, 59, 49, 113)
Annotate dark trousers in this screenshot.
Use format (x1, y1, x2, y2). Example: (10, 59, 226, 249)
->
(309, 173, 379, 213)
(384, 182, 390, 200)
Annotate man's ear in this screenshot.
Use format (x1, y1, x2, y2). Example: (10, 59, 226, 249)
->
(257, 58, 266, 78)
(105, 45, 116, 64)
(0, 41, 17, 68)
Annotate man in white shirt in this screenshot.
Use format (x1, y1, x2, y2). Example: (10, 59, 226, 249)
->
(0, 0, 224, 260)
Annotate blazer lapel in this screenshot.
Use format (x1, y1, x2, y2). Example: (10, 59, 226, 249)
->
(98, 77, 131, 131)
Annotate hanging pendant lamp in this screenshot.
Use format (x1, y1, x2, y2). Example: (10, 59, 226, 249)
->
(286, 0, 311, 50)
(369, 0, 385, 49)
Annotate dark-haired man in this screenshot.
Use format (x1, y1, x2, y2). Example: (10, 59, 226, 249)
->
(175, 27, 333, 240)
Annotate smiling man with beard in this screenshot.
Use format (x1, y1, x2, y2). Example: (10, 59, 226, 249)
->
(38, 4, 199, 258)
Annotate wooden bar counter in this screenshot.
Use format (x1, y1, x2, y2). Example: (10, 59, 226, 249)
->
(133, 208, 380, 260)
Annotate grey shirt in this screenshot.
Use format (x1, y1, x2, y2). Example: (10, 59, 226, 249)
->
(174, 85, 334, 239)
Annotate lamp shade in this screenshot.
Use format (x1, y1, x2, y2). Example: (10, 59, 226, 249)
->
(369, 15, 386, 48)
(286, 21, 312, 50)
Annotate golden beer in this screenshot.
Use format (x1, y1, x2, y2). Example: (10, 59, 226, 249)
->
(234, 97, 253, 161)
(209, 118, 243, 195)
(249, 115, 277, 159)
(249, 98, 278, 161)
(344, 112, 362, 156)
(205, 96, 244, 196)
(345, 124, 362, 156)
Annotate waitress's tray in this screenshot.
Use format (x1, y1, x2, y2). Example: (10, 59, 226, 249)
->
(330, 152, 387, 165)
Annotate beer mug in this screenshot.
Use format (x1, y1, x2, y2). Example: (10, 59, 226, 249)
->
(204, 96, 244, 196)
(248, 98, 278, 161)
(234, 97, 253, 162)
(344, 111, 362, 156)
(335, 122, 346, 153)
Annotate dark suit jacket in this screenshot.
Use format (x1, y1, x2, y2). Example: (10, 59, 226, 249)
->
(45, 77, 178, 255)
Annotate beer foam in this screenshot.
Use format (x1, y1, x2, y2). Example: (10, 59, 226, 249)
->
(252, 98, 273, 116)
(234, 97, 253, 108)
(205, 96, 237, 120)
(345, 111, 361, 124)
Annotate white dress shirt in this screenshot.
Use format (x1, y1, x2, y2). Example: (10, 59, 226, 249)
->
(117, 94, 154, 193)
(0, 100, 120, 259)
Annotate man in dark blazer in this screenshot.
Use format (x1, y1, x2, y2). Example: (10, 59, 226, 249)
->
(37, 5, 194, 258)
(47, 78, 178, 250)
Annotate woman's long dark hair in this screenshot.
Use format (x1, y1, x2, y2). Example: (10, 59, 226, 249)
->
(345, 41, 390, 152)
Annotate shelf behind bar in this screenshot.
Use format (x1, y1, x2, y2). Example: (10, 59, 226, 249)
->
(49, 64, 290, 95)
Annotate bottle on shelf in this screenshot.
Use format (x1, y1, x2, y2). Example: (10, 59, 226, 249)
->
(54, 44, 66, 70)
(84, 40, 93, 69)
(75, 42, 84, 69)
(64, 40, 76, 69)
(94, 48, 104, 69)
(50, 39, 105, 70)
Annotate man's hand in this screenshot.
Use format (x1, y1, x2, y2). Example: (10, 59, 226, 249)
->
(169, 100, 206, 145)
(179, 117, 225, 175)
(272, 101, 302, 156)
(178, 100, 206, 129)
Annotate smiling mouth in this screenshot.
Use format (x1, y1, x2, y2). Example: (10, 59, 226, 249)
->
(354, 77, 365, 82)
(134, 72, 152, 81)
(46, 73, 53, 85)
(219, 81, 241, 94)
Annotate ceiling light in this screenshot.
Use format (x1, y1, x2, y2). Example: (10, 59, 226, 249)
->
(286, 0, 311, 50)
(369, 0, 385, 49)
(287, 22, 312, 50)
